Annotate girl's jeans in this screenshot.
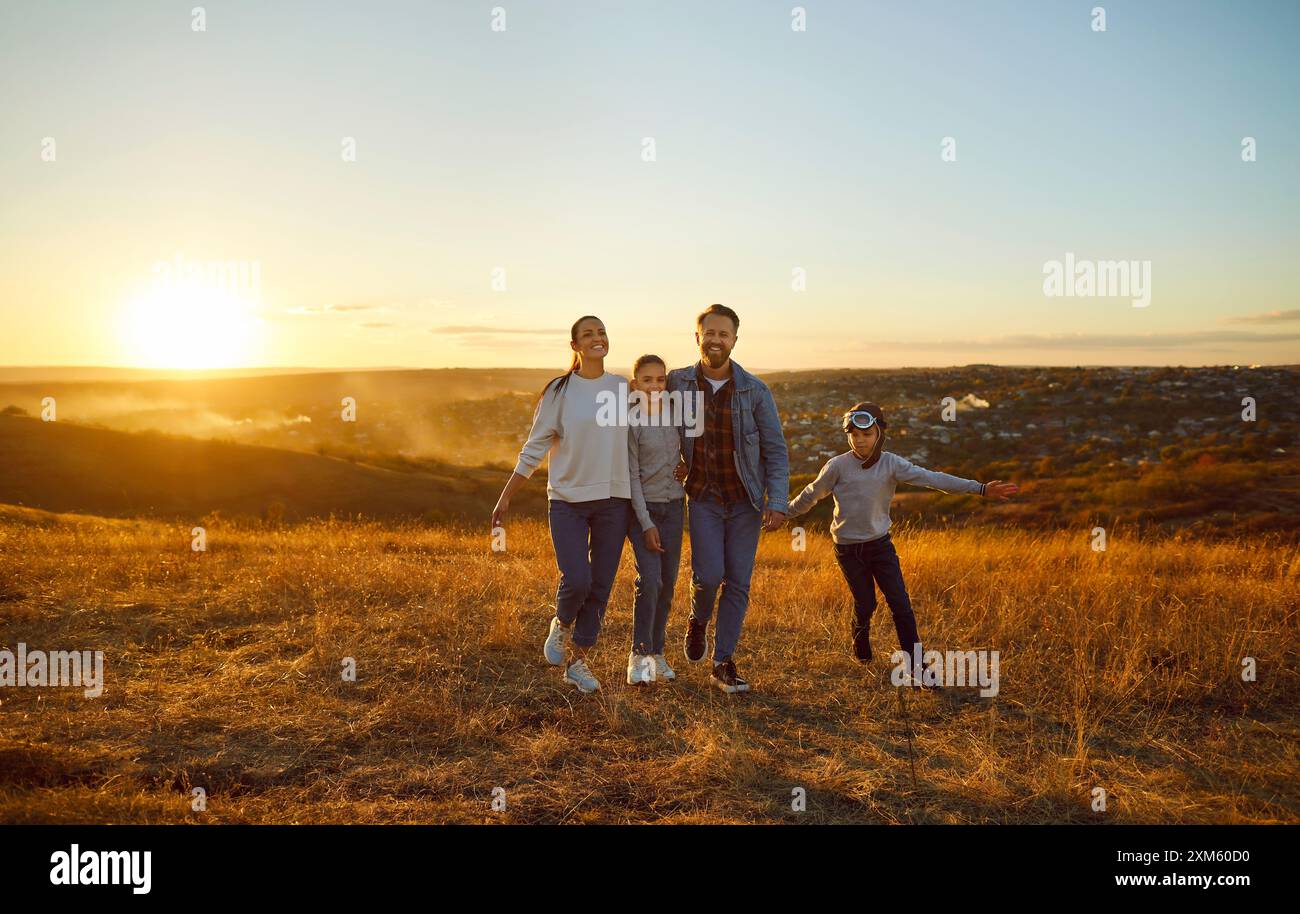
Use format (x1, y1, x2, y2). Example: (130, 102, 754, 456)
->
(832, 533, 923, 661)
(548, 497, 630, 648)
(626, 498, 685, 656)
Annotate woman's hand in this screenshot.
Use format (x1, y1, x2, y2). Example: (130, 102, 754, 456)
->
(673, 459, 688, 483)
(643, 526, 664, 553)
(491, 496, 510, 529)
(492, 472, 528, 529)
(982, 480, 1019, 501)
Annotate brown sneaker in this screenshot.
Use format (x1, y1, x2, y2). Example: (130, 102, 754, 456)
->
(684, 617, 708, 663)
(710, 657, 750, 693)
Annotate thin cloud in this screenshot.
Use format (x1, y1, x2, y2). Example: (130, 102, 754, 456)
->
(451, 334, 570, 350)
(285, 303, 385, 316)
(430, 325, 569, 336)
(1224, 309, 1300, 324)
(851, 330, 1300, 351)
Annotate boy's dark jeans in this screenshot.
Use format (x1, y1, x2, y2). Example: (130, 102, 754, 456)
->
(833, 533, 922, 661)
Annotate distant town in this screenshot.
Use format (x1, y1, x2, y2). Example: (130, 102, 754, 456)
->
(2, 364, 1295, 535)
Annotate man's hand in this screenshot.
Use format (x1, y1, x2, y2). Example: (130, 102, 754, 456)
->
(673, 459, 688, 483)
(762, 509, 787, 532)
(643, 526, 664, 553)
(983, 480, 1019, 501)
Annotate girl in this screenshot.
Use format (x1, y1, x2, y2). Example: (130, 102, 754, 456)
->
(491, 316, 631, 693)
(785, 402, 1018, 682)
(625, 355, 687, 685)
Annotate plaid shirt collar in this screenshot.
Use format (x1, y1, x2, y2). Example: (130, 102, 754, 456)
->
(694, 360, 736, 390)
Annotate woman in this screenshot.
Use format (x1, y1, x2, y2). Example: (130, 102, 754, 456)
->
(491, 315, 631, 693)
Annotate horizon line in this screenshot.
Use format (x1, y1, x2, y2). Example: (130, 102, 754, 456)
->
(0, 361, 1294, 374)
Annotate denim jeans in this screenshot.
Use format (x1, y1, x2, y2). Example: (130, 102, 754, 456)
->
(687, 495, 763, 661)
(548, 497, 630, 648)
(833, 533, 922, 660)
(627, 499, 685, 656)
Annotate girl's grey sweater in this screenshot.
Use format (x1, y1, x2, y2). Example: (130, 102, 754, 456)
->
(628, 417, 686, 531)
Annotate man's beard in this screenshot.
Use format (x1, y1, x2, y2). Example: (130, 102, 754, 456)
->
(701, 346, 729, 368)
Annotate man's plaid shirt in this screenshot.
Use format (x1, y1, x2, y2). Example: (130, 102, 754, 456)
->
(685, 362, 748, 505)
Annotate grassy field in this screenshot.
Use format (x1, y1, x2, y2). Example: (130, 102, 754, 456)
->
(1, 505, 1296, 823)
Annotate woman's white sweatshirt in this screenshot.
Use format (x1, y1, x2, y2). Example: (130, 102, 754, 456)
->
(512, 371, 631, 502)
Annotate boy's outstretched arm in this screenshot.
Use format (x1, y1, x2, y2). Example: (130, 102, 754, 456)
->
(891, 453, 1018, 499)
(787, 458, 839, 517)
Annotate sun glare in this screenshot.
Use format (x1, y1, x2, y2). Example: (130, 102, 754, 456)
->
(120, 286, 263, 369)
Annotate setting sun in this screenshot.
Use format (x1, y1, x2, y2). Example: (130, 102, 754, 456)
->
(119, 286, 263, 369)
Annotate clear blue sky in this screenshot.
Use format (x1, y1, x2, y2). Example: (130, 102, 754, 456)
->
(2, 0, 1297, 369)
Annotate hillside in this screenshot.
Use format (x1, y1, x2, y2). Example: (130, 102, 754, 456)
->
(0, 415, 541, 523)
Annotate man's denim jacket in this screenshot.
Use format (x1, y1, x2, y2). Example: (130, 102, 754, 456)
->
(666, 359, 790, 514)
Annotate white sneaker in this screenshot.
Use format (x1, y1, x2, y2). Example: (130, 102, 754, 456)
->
(652, 653, 676, 681)
(898, 665, 943, 691)
(627, 652, 655, 685)
(543, 616, 570, 666)
(564, 658, 600, 693)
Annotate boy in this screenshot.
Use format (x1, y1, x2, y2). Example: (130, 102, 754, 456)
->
(786, 402, 1018, 680)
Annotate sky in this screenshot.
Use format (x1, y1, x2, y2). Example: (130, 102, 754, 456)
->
(1, 0, 1297, 371)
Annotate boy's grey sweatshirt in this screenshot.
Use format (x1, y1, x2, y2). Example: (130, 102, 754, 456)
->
(787, 451, 985, 544)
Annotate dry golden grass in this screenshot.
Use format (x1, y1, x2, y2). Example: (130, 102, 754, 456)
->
(1, 505, 1296, 823)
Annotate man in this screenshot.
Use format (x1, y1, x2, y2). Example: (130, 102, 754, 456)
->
(668, 304, 790, 693)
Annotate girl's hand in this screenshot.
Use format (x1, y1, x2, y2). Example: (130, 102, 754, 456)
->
(983, 480, 1019, 501)
(673, 459, 688, 483)
(643, 526, 664, 553)
(491, 496, 510, 529)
